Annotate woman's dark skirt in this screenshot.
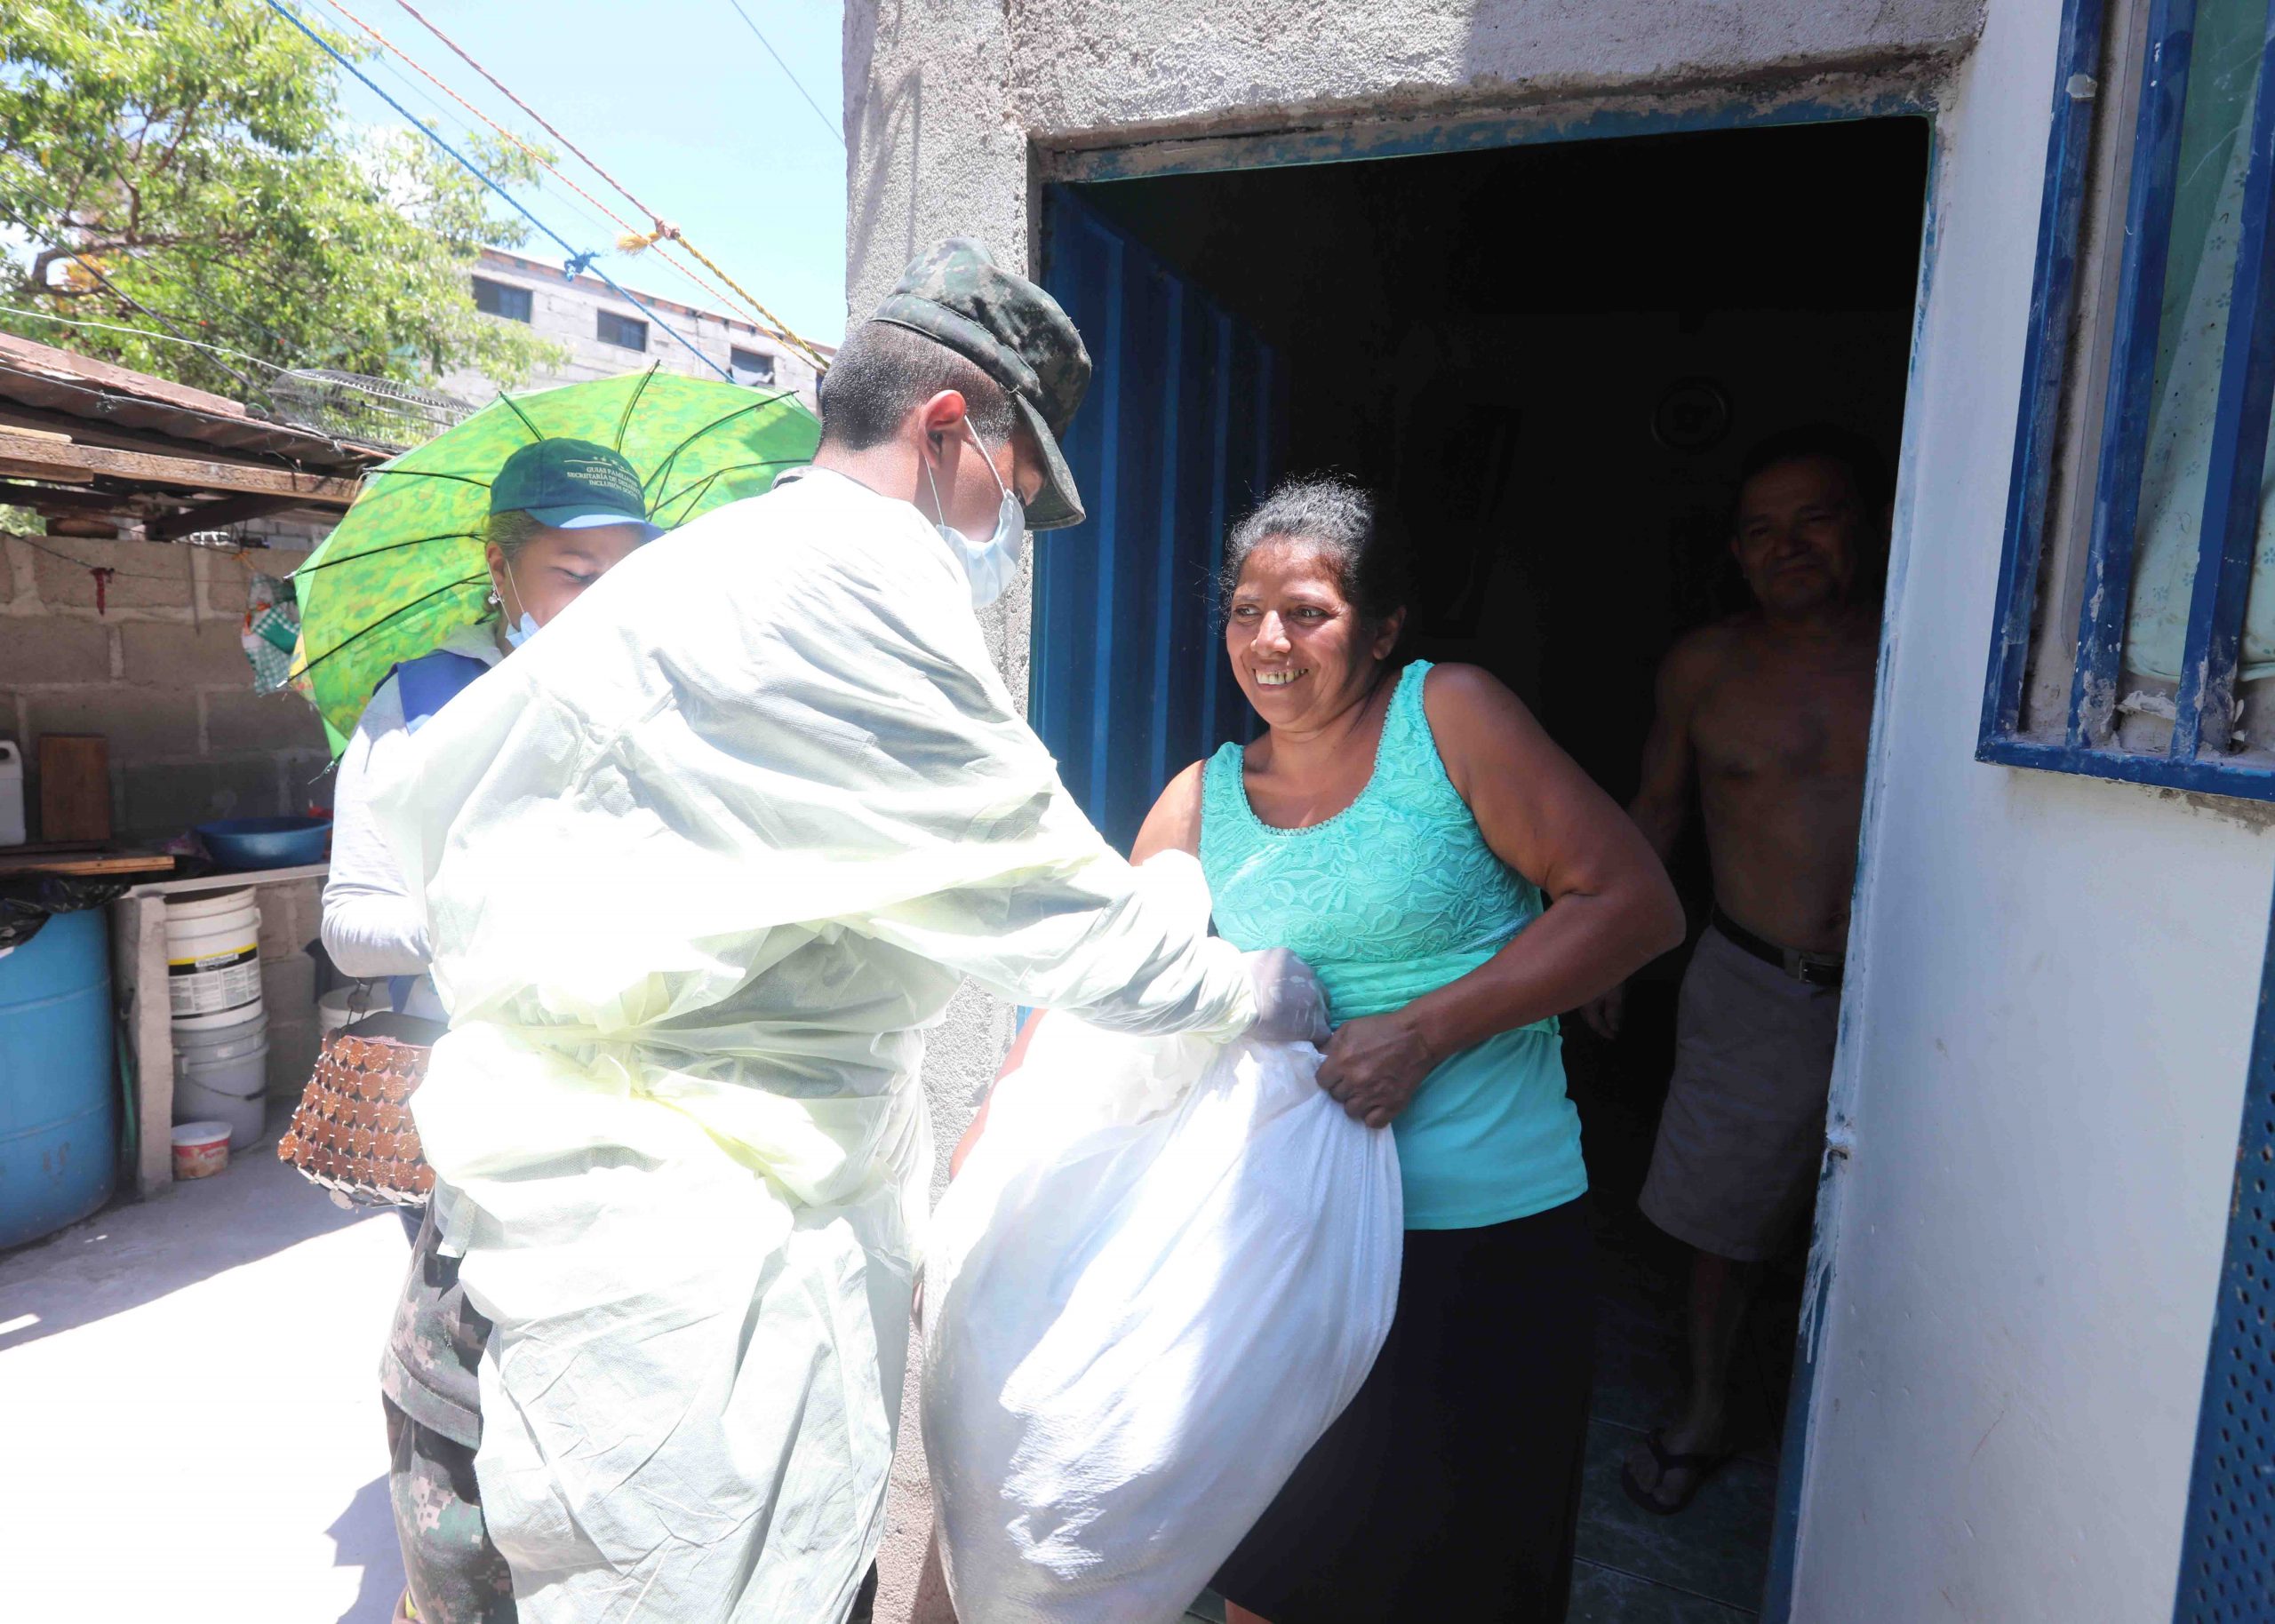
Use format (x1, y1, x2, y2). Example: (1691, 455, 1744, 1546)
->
(1210, 1197, 1596, 1623)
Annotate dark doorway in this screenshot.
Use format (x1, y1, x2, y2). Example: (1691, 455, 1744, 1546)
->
(1041, 115, 1928, 1622)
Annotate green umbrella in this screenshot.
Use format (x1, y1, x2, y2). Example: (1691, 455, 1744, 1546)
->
(289, 367, 819, 752)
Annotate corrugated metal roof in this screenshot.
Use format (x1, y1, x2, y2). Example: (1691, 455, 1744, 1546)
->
(0, 331, 386, 475)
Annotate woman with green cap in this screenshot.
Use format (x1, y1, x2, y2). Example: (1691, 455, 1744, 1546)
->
(317, 436, 659, 1624)
(322, 437, 662, 1030)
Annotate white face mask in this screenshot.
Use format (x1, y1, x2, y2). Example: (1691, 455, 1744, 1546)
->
(924, 420, 1026, 610)
(499, 561, 542, 649)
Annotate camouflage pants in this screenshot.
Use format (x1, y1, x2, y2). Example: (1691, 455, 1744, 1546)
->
(383, 1397, 515, 1624)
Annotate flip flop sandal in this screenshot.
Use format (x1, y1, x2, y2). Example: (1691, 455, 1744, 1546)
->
(1620, 1428, 1736, 1517)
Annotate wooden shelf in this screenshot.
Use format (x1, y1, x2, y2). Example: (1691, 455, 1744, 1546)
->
(0, 850, 175, 878)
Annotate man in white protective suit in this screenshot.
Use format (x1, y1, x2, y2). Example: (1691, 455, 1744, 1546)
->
(368, 236, 1330, 1624)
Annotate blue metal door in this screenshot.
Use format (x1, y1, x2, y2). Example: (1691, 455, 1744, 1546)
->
(2173, 869, 2275, 1620)
(1033, 185, 1286, 853)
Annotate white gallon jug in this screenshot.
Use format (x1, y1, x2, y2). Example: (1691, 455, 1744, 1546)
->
(0, 741, 23, 847)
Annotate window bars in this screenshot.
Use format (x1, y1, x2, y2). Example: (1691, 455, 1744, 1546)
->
(1983, 0, 2275, 799)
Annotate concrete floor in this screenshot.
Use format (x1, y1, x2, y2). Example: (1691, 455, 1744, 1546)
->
(2, 1108, 1782, 1624)
(1, 1118, 410, 1623)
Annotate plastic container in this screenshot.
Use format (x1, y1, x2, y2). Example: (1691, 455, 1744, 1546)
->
(0, 740, 23, 847)
(165, 890, 262, 1027)
(172, 1005, 270, 1150)
(172, 1121, 232, 1180)
(0, 907, 116, 1247)
(196, 816, 331, 872)
(319, 986, 371, 1037)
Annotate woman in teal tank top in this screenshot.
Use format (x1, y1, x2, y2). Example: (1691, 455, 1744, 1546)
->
(1131, 476, 1682, 1624)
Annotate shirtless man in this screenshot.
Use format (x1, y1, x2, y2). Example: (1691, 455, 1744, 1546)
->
(1583, 425, 1885, 1516)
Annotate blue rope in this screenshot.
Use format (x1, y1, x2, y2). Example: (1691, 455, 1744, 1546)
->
(263, 0, 737, 385)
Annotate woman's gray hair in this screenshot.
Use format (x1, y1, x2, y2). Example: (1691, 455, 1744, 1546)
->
(1218, 474, 1409, 627)
(485, 508, 547, 564)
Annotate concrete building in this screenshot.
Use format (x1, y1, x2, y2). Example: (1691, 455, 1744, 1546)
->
(439, 247, 828, 409)
(846, 3, 2275, 1622)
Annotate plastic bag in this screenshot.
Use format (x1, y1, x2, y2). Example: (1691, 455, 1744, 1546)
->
(922, 862, 1402, 1624)
(0, 874, 130, 954)
(239, 571, 299, 695)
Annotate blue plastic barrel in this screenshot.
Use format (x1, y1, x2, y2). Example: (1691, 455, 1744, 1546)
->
(0, 908, 116, 1250)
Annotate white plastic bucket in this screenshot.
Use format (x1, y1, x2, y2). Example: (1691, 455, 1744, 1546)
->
(174, 1008, 269, 1150)
(318, 986, 376, 1036)
(165, 890, 262, 1027)
(175, 1004, 268, 1066)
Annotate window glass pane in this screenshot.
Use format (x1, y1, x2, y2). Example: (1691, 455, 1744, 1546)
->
(730, 346, 775, 383)
(2125, 0, 2267, 683)
(472, 276, 532, 322)
(597, 311, 647, 350)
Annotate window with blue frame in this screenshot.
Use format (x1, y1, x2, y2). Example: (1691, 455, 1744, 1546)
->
(1984, 0, 2275, 798)
(2008, 12, 2275, 1610)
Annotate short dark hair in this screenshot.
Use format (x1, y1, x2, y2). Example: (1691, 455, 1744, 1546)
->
(1220, 474, 1411, 627)
(1736, 423, 1892, 517)
(817, 320, 1017, 450)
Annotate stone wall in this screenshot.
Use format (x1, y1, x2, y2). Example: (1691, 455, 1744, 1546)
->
(0, 529, 332, 844)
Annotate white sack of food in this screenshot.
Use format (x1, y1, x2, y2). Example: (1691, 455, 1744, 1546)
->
(922, 856, 1401, 1624)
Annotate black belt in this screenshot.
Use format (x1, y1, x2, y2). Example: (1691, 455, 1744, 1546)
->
(1711, 907, 1845, 989)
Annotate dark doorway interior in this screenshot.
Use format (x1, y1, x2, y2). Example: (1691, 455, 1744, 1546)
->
(1058, 115, 1928, 1622)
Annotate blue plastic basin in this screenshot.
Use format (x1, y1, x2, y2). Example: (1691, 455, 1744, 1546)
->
(196, 816, 332, 872)
(0, 908, 116, 1251)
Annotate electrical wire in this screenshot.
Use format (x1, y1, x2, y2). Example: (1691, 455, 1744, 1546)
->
(263, 0, 738, 386)
(262, 0, 762, 354)
(722, 0, 845, 147)
(302, 0, 643, 261)
(0, 301, 451, 427)
(0, 176, 308, 375)
(312, 0, 792, 348)
(0, 206, 264, 394)
(5, 530, 237, 579)
(387, 0, 831, 371)
(299, 0, 678, 293)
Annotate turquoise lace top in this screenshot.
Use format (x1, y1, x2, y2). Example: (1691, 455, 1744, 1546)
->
(1200, 660, 1586, 1230)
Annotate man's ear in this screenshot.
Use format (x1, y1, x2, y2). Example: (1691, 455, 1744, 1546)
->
(916, 389, 970, 449)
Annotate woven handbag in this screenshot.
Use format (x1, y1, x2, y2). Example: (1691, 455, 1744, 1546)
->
(277, 1025, 436, 1206)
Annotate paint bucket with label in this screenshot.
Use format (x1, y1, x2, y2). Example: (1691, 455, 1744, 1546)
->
(164, 890, 262, 1028)
(173, 1005, 270, 1149)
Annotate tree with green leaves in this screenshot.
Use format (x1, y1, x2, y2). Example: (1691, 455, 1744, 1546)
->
(0, 0, 565, 403)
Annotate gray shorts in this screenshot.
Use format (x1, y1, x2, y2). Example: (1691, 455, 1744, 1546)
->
(1639, 924, 1840, 1262)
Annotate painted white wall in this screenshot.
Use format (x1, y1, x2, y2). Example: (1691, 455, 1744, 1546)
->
(1790, 2, 2273, 1618)
(843, 2, 2275, 1620)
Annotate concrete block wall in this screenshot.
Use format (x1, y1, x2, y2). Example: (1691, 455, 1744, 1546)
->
(0, 530, 333, 844)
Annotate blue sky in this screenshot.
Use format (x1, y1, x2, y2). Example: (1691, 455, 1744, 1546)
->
(308, 0, 850, 347)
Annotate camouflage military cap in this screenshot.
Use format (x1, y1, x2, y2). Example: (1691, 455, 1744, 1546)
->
(870, 237, 1092, 530)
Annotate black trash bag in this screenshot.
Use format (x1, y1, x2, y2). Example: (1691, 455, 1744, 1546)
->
(0, 875, 131, 954)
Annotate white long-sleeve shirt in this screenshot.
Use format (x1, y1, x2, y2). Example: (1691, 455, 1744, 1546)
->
(320, 618, 503, 1005)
